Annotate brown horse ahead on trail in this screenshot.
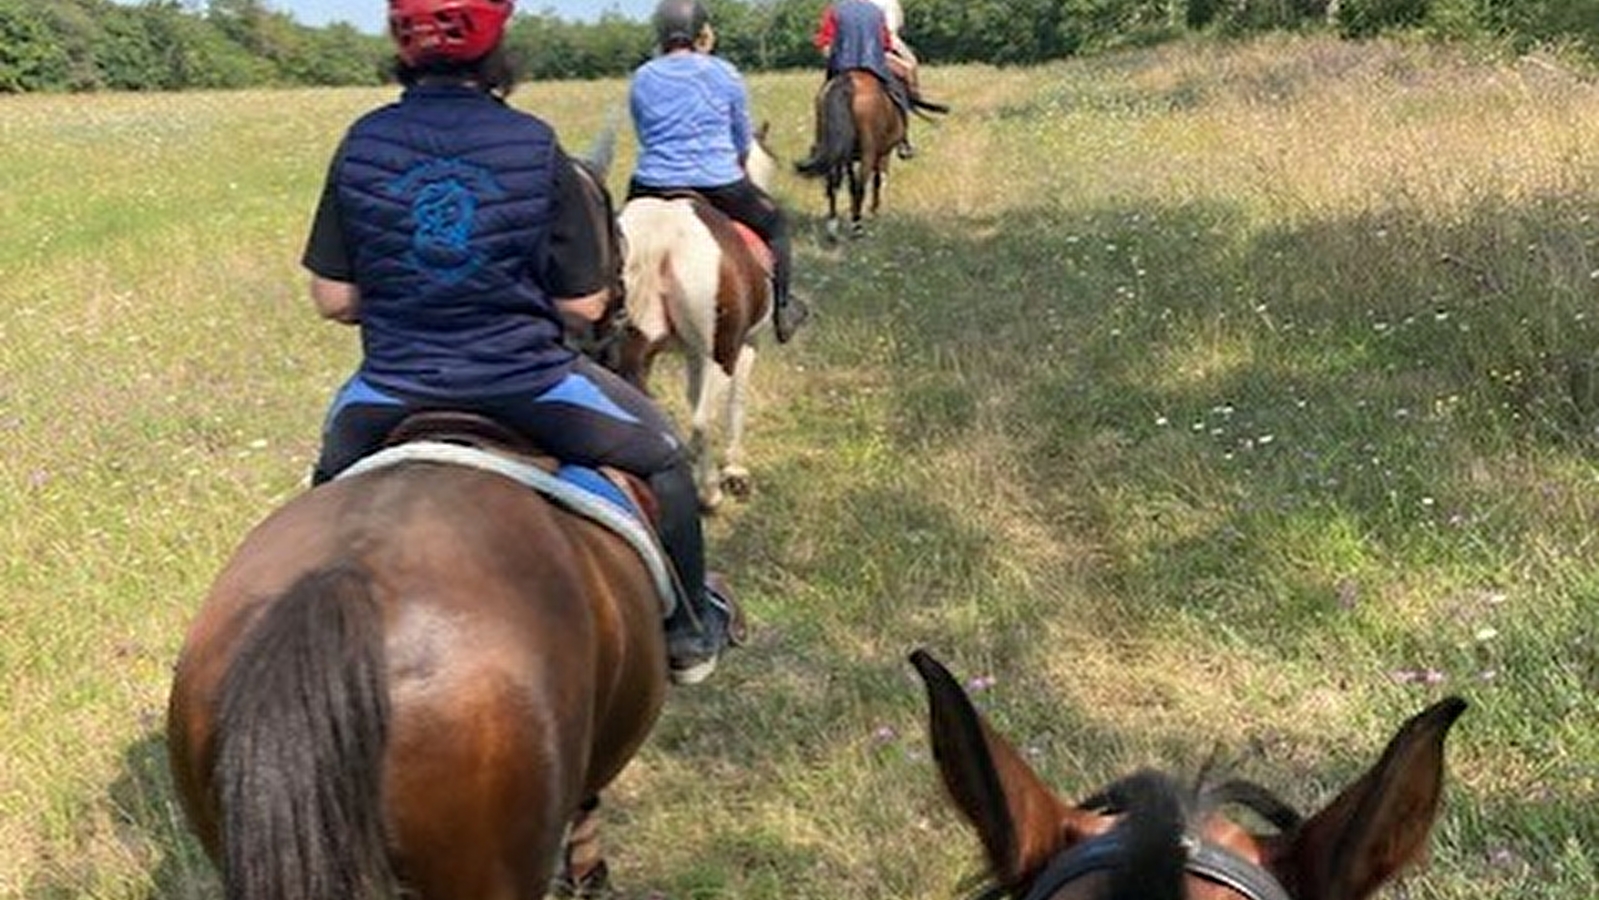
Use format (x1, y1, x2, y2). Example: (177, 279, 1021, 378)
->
(910, 650, 1468, 900)
(166, 140, 668, 900)
(796, 69, 941, 240)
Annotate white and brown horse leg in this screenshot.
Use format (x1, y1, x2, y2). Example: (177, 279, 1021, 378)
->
(553, 796, 607, 898)
(720, 342, 757, 500)
(848, 158, 868, 238)
(683, 353, 731, 512)
(870, 160, 886, 219)
(824, 166, 844, 242)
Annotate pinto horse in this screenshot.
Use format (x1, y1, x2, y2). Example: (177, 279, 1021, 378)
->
(613, 126, 779, 511)
(166, 135, 665, 900)
(911, 650, 1468, 900)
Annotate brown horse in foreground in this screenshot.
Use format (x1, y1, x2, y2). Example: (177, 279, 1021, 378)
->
(796, 70, 907, 240)
(911, 650, 1467, 900)
(166, 453, 669, 898)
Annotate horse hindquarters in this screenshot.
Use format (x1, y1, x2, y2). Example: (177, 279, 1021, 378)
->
(170, 469, 670, 900)
(172, 565, 399, 900)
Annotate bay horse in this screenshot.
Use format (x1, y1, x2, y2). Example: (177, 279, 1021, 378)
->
(910, 649, 1468, 900)
(795, 70, 946, 240)
(613, 125, 779, 511)
(166, 136, 666, 900)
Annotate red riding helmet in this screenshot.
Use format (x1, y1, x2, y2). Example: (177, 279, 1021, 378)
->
(389, 0, 514, 66)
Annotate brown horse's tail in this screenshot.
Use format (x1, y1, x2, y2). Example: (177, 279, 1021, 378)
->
(214, 565, 398, 900)
(794, 75, 856, 179)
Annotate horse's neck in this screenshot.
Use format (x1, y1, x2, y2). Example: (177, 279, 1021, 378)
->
(746, 142, 775, 192)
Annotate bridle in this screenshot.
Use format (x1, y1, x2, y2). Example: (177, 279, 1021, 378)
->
(972, 829, 1293, 900)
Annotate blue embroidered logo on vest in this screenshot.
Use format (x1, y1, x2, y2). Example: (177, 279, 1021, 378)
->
(389, 158, 507, 284)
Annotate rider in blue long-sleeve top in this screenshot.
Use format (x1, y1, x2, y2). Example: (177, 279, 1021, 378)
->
(627, 0, 807, 343)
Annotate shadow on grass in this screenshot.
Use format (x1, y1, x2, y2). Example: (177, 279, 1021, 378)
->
(23, 732, 215, 900)
(778, 193, 1599, 644)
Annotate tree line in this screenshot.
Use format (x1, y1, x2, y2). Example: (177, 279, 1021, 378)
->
(1, 0, 1594, 92)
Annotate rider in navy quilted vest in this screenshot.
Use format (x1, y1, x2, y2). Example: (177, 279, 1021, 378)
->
(301, 0, 738, 686)
(815, 0, 915, 158)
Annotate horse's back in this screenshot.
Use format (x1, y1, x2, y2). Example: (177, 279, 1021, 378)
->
(619, 196, 769, 365)
(619, 197, 711, 343)
(847, 70, 903, 150)
(169, 463, 667, 899)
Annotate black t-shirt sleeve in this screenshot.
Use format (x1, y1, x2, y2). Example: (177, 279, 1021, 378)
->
(301, 143, 353, 281)
(539, 148, 609, 298)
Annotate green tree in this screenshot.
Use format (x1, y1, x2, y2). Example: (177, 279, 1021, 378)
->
(0, 0, 70, 91)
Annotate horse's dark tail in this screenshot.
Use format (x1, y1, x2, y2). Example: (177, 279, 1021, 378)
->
(215, 565, 398, 900)
(912, 94, 952, 118)
(795, 75, 856, 179)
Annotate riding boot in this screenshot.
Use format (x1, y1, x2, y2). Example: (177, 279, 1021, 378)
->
(770, 232, 808, 343)
(889, 77, 916, 160)
(649, 462, 739, 685)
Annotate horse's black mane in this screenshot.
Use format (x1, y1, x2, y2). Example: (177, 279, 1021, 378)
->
(1084, 770, 1190, 900)
(967, 763, 1304, 900)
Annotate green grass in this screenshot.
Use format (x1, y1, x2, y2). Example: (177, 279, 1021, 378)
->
(3, 34, 1598, 899)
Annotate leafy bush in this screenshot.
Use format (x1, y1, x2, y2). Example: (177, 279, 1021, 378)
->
(1337, 0, 1432, 38)
(0, 1, 71, 92)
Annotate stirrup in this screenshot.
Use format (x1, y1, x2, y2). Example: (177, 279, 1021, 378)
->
(667, 576, 743, 685)
(669, 652, 719, 686)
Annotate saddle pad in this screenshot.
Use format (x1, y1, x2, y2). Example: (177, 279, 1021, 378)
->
(336, 442, 680, 619)
(730, 221, 774, 273)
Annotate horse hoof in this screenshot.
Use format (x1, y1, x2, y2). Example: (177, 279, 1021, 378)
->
(722, 468, 752, 500)
(699, 490, 725, 514)
(850, 222, 866, 239)
(553, 860, 611, 898)
(824, 219, 842, 242)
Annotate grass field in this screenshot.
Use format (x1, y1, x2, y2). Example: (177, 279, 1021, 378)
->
(2, 32, 1597, 899)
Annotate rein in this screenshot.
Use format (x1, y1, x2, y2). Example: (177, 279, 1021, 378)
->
(567, 156, 631, 369)
(970, 830, 1293, 900)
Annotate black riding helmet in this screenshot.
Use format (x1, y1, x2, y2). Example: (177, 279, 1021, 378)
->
(654, 0, 709, 50)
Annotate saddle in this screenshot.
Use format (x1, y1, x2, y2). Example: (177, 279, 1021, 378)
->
(336, 411, 680, 617)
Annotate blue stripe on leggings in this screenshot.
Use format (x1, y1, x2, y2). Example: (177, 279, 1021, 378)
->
(335, 375, 405, 409)
(535, 373, 640, 424)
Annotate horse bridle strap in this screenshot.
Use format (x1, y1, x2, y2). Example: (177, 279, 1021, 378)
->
(983, 830, 1293, 900)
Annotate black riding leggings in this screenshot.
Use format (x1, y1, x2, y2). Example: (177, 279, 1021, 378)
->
(628, 177, 792, 305)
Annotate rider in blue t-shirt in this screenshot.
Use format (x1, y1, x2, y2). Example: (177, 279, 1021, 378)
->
(301, 0, 739, 686)
(627, 0, 806, 343)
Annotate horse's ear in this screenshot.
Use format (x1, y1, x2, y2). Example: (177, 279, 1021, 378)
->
(910, 650, 1099, 891)
(1271, 697, 1467, 900)
(755, 120, 770, 142)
